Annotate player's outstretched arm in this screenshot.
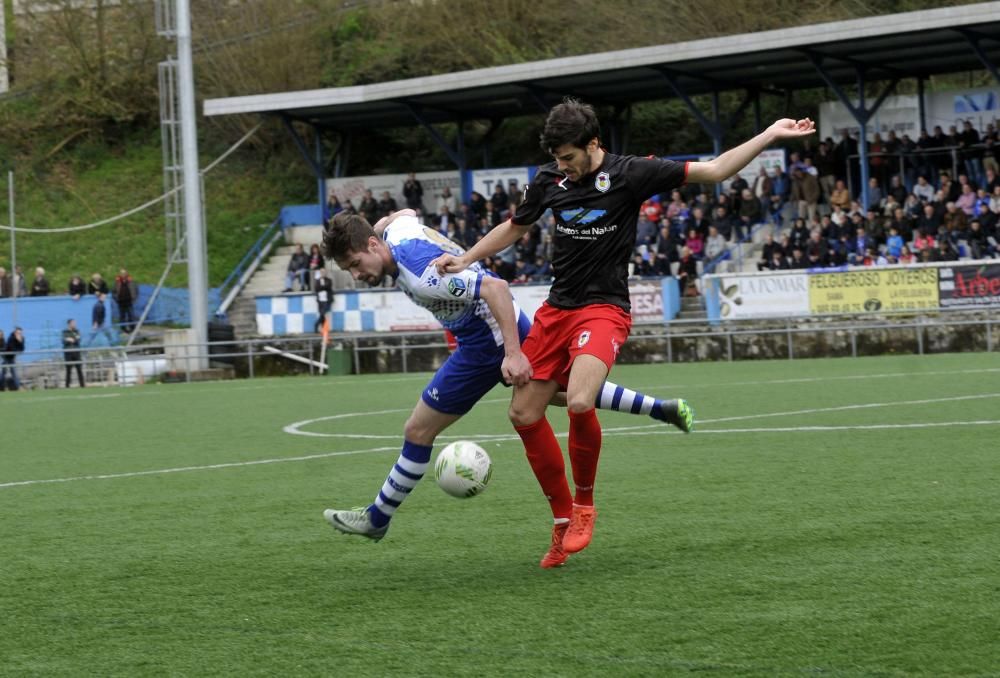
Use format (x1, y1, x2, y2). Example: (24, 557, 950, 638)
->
(372, 209, 416, 237)
(478, 275, 532, 387)
(432, 218, 531, 274)
(686, 118, 815, 185)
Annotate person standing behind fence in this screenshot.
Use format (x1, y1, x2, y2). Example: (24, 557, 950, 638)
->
(89, 292, 114, 346)
(314, 268, 334, 334)
(88, 272, 109, 296)
(62, 319, 85, 389)
(114, 268, 138, 333)
(2, 327, 25, 391)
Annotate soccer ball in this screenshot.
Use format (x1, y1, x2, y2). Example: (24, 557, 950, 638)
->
(434, 440, 492, 498)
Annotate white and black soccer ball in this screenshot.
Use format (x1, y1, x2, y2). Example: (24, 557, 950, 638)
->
(434, 440, 492, 498)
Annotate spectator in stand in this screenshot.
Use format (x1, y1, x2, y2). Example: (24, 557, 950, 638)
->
(436, 186, 457, 215)
(829, 178, 852, 212)
(752, 167, 773, 217)
(830, 233, 851, 266)
(468, 191, 487, 221)
(88, 272, 109, 296)
(432, 203, 457, 234)
(13, 266, 26, 297)
(805, 229, 828, 267)
(959, 120, 984, 186)
(975, 188, 992, 218)
(966, 220, 993, 259)
(114, 268, 139, 333)
(308, 244, 324, 277)
(2, 327, 25, 391)
(652, 225, 679, 272)
(62, 319, 85, 389)
(903, 193, 923, 221)
(284, 245, 310, 293)
(326, 192, 343, 217)
(792, 169, 820, 224)
(27, 267, 49, 296)
(913, 230, 937, 255)
(704, 225, 728, 262)
(728, 173, 749, 215)
(767, 246, 790, 271)
(490, 183, 510, 215)
(916, 203, 942, 237)
(676, 246, 699, 296)
(956, 183, 977, 217)
(378, 191, 398, 217)
(89, 292, 114, 346)
(630, 252, 653, 278)
(359, 189, 379, 224)
(688, 206, 710, 238)
(341, 199, 358, 216)
(912, 175, 935, 203)
(738, 187, 761, 238)
(636, 215, 657, 249)
(483, 200, 504, 230)
(886, 226, 905, 259)
(530, 256, 552, 282)
(850, 226, 870, 265)
(769, 165, 791, 227)
(938, 239, 960, 262)
(788, 247, 808, 269)
(815, 141, 838, 201)
(757, 232, 782, 271)
(402, 173, 424, 212)
(642, 197, 663, 224)
(898, 245, 916, 264)
(68, 274, 86, 299)
(0, 267, 11, 298)
(985, 138, 1000, 179)
(867, 177, 884, 208)
(314, 268, 334, 334)
(711, 205, 737, 241)
(684, 228, 704, 260)
(888, 175, 908, 206)
(789, 218, 811, 252)
(942, 202, 968, 238)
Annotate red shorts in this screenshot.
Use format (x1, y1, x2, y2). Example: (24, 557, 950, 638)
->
(521, 302, 632, 388)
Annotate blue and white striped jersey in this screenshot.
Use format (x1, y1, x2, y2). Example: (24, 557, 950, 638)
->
(384, 216, 525, 352)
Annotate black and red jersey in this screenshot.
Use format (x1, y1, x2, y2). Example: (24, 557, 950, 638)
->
(513, 153, 687, 311)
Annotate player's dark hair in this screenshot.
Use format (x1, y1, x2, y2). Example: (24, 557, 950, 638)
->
(322, 212, 374, 260)
(539, 98, 601, 154)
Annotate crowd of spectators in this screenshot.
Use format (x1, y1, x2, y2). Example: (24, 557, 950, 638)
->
(0, 266, 139, 391)
(318, 119, 1000, 299)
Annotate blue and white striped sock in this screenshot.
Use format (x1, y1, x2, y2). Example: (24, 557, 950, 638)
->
(368, 440, 432, 528)
(595, 381, 660, 417)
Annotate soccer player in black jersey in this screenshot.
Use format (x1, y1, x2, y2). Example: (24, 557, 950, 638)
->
(434, 99, 814, 567)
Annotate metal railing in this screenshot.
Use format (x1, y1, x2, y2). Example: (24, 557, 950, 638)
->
(216, 217, 283, 315)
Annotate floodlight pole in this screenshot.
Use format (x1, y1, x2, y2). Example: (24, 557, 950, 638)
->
(8, 170, 17, 323)
(176, 0, 208, 369)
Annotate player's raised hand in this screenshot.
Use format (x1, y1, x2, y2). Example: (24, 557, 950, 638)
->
(502, 351, 533, 387)
(768, 118, 816, 139)
(431, 252, 468, 275)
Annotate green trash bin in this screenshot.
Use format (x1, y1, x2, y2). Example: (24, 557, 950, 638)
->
(326, 347, 353, 375)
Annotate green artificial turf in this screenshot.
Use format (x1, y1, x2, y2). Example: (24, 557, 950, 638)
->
(2, 353, 998, 676)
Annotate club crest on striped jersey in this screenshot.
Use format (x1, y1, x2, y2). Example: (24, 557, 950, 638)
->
(577, 331, 591, 347)
(595, 171, 611, 192)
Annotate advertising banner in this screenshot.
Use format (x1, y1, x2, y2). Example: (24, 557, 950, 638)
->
(468, 167, 534, 203)
(715, 273, 810, 319)
(808, 268, 939, 314)
(938, 263, 1000, 308)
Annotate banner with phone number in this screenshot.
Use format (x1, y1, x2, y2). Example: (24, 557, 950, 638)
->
(808, 268, 939, 314)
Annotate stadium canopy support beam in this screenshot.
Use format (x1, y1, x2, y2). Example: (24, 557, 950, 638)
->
(804, 52, 899, 210)
(406, 103, 469, 201)
(314, 128, 326, 222)
(753, 90, 762, 134)
(917, 76, 927, 133)
(609, 104, 631, 155)
(957, 28, 1000, 86)
(279, 114, 329, 215)
(481, 117, 503, 168)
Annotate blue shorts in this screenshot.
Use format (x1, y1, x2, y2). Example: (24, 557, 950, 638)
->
(421, 312, 531, 416)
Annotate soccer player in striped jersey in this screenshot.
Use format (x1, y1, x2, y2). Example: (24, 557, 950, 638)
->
(321, 210, 692, 544)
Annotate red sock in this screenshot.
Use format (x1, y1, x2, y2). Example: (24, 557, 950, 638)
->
(515, 417, 572, 521)
(568, 408, 602, 506)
